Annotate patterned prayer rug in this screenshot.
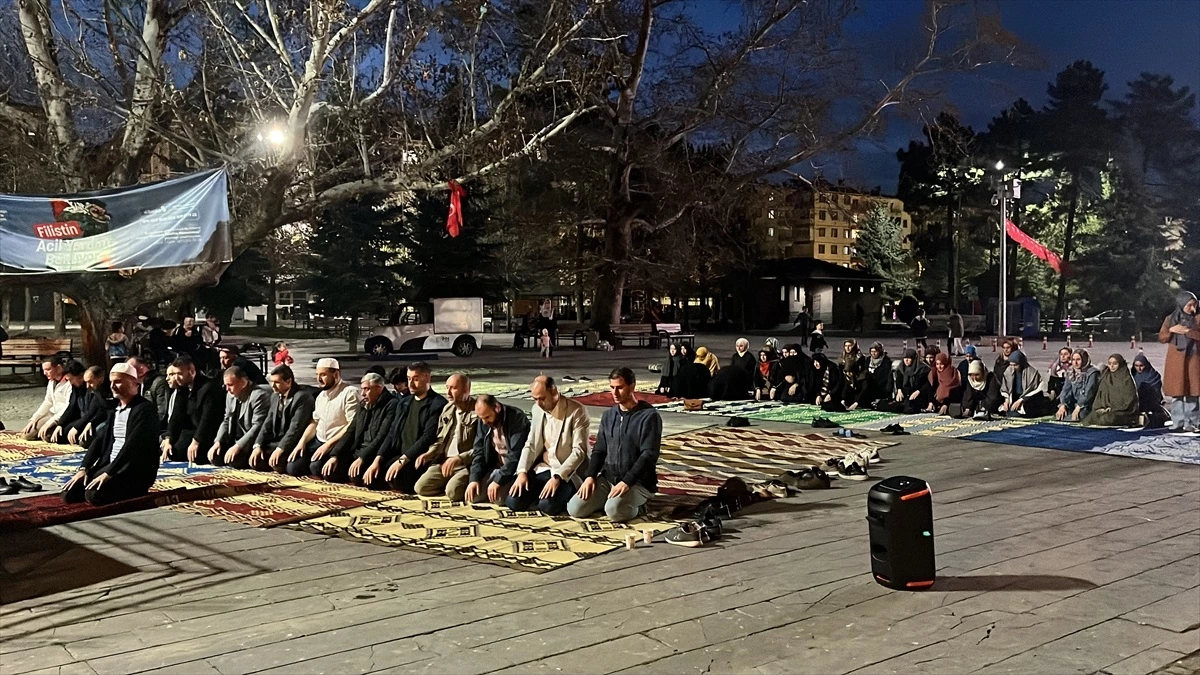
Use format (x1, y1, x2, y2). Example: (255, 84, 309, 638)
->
(654, 400, 783, 417)
(0, 433, 76, 463)
(570, 391, 673, 407)
(0, 454, 229, 490)
(658, 427, 895, 481)
(745, 404, 896, 426)
(470, 379, 656, 400)
(849, 414, 1037, 438)
(167, 473, 407, 527)
(963, 423, 1173, 453)
(291, 496, 678, 573)
(1087, 433, 1200, 464)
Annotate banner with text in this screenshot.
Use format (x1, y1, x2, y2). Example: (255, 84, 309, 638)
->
(0, 169, 232, 275)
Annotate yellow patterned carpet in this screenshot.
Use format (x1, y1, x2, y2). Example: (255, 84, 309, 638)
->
(293, 496, 678, 573)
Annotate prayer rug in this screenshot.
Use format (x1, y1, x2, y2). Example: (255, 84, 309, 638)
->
(658, 427, 895, 481)
(167, 473, 407, 527)
(963, 422, 1172, 453)
(0, 433, 75, 463)
(655, 400, 782, 417)
(291, 496, 678, 573)
(570, 391, 673, 407)
(849, 414, 1037, 438)
(1088, 433, 1200, 464)
(0, 454, 229, 490)
(745, 404, 896, 426)
(469, 379, 656, 400)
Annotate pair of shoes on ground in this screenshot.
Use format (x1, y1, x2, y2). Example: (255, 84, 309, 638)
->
(824, 451, 873, 481)
(831, 428, 866, 439)
(811, 417, 841, 429)
(0, 476, 43, 495)
(779, 466, 831, 491)
(560, 375, 592, 383)
(880, 423, 910, 435)
(665, 510, 723, 548)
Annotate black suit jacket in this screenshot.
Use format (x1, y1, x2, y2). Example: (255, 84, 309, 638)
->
(256, 386, 316, 451)
(380, 390, 448, 464)
(84, 395, 161, 485)
(334, 390, 400, 462)
(55, 385, 90, 429)
(164, 374, 225, 449)
(468, 405, 531, 485)
(65, 389, 112, 434)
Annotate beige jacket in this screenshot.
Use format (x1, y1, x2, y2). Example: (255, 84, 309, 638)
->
(518, 396, 590, 484)
(426, 397, 478, 460)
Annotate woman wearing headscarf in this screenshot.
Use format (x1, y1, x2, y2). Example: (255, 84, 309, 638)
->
(709, 347, 754, 401)
(694, 346, 720, 376)
(839, 340, 868, 408)
(774, 344, 810, 403)
(1131, 353, 1170, 429)
(1158, 290, 1200, 432)
(1082, 354, 1141, 427)
(1055, 349, 1098, 422)
(956, 345, 982, 385)
(1046, 347, 1073, 401)
(808, 353, 846, 411)
(851, 342, 893, 410)
(753, 348, 781, 401)
(730, 338, 755, 376)
(885, 349, 930, 414)
(999, 350, 1052, 417)
(657, 343, 687, 396)
(960, 360, 1002, 418)
(926, 352, 962, 416)
(673, 345, 712, 399)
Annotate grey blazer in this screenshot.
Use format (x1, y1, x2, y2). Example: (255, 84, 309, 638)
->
(219, 386, 270, 449)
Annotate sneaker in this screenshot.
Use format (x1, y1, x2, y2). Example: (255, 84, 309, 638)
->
(665, 521, 711, 547)
(835, 458, 869, 481)
(755, 479, 794, 499)
(562, 376, 577, 383)
(648, 363, 662, 373)
(579, 376, 592, 382)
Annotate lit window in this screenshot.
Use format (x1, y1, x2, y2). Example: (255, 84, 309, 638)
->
(851, 230, 858, 238)
(767, 227, 775, 237)
(844, 246, 851, 255)
(768, 195, 775, 201)
(819, 244, 826, 254)
(859, 286, 864, 293)
(781, 286, 786, 301)
(819, 210, 827, 221)
(768, 209, 775, 219)
(793, 287, 800, 301)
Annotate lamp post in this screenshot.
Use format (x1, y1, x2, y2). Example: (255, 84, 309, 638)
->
(994, 161, 1009, 338)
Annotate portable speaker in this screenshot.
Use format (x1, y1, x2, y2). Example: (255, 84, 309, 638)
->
(866, 475, 935, 590)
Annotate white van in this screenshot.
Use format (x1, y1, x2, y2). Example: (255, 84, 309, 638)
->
(363, 297, 484, 357)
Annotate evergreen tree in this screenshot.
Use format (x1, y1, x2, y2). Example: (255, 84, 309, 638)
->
(391, 192, 503, 302)
(858, 202, 915, 299)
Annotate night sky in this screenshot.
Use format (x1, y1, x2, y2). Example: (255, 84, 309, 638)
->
(692, 0, 1200, 191)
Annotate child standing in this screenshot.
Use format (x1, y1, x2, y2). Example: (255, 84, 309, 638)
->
(810, 322, 828, 354)
(273, 341, 294, 366)
(539, 328, 551, 358)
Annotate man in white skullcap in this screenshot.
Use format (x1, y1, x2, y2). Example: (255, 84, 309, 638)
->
(63, 363, 161, 506)
(286, 358, 360, 476)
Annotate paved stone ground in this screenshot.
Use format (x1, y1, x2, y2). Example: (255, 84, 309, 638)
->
(1, 341, 1197, 674)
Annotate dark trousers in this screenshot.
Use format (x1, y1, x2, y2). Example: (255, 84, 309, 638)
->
(285, 437, 323, 476)
(505, 471, 577, 516)
(63, 465, 154, 506)
(309, 452, 350, 483)
(166, 431, 197, 462)
(210, 436, 252, 469)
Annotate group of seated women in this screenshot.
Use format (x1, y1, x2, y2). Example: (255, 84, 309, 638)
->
(656, 338, 1171, 429)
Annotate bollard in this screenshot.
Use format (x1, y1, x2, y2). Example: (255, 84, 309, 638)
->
(1131, 335, 1137, 350)
(991, 337, 997, 352)
(1067, 334, 1072, 348)
(1088, 333, 1094, 348)
(1042, 336, 1048, 350)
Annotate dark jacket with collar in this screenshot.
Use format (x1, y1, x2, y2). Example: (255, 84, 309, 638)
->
(164, 374, 226, 449)
(380, 390, 448, 464)
(256, 385, 316, 451)
(586, 401, 662, 491)
(469, 404, 531, 485)
(83, 395, 161, 485)
(63, 387, 112, 435)
(334, 389, 400, 462)
(56, 385, 89, 430)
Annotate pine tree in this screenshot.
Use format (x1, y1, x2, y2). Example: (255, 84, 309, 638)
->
(857, 202, 915, 299)
(391, 192, 502, 302)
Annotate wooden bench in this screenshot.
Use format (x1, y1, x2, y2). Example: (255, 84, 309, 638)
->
(611, 323, 694, 348)
(0, 337, 75, 374)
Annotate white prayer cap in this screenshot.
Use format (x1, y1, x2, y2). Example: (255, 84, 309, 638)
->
(316, 358, 341, 370)
(110, 363, 139, 379)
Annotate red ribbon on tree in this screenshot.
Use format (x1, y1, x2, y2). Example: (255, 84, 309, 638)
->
(446, 180, 466, 237)
(1006, 218, 1069, 276)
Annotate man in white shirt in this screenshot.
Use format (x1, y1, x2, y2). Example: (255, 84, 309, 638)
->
(22, 356, 72, 440)
(509, 375, 590, 515)
(288, 358, 359, 476)
(413, 373, 478, 501)
(63, 363, 160, 506)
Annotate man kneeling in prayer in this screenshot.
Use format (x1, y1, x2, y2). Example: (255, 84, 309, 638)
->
(63, 363, 161, 506)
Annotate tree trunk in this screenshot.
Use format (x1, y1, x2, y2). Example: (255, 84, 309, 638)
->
(1, 292, 10, 329)
(945, 198, 956, 303)
(267, 272, 278, 329)
(53, 292, 65, 337)
(591, 215, 633, 333)
(23, 287, 32, 333)
(950, 195, 961, 307)
(348, 311, 360, 353)
(76, 297, 119, 366)
(1053, 182, 1080, 334)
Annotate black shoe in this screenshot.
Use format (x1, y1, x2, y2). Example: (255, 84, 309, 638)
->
(13, 477, 42, 492)
(578, 376, 591, 382)
(835, 458, 869, 481)
(881, 423, 901, 433)
(0, 478, 19, 495)
(562, 375, 577, 383)
(781, 467, 831, 491)
(812, 417, 841, 429)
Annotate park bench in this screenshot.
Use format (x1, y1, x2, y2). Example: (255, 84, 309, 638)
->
(611, 323, 695, 349)
(0, 337, 75, 374)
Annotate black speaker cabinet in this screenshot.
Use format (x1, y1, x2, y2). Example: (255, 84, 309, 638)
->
(867, 475, 935, 590)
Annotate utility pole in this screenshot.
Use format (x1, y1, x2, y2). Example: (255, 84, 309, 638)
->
(993, 162, 1012, 337)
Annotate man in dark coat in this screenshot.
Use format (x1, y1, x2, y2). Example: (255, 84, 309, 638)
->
(465, 395, 531, 504)
(250, 365, 317, 473)
(63, 363, 161, 506)
(364, 361, 447, 492)
(327, 372, 400, 483)
(159, 355, 225, 463)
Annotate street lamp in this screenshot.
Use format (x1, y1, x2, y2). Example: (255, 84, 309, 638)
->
(992, 163, 1019, 338)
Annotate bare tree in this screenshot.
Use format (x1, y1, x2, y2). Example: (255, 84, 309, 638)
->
(1, 0, 610, 362)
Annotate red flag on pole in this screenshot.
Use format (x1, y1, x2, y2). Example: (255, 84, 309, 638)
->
(1005, 218, 1069, 276)
(446, 180, 466, 237)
